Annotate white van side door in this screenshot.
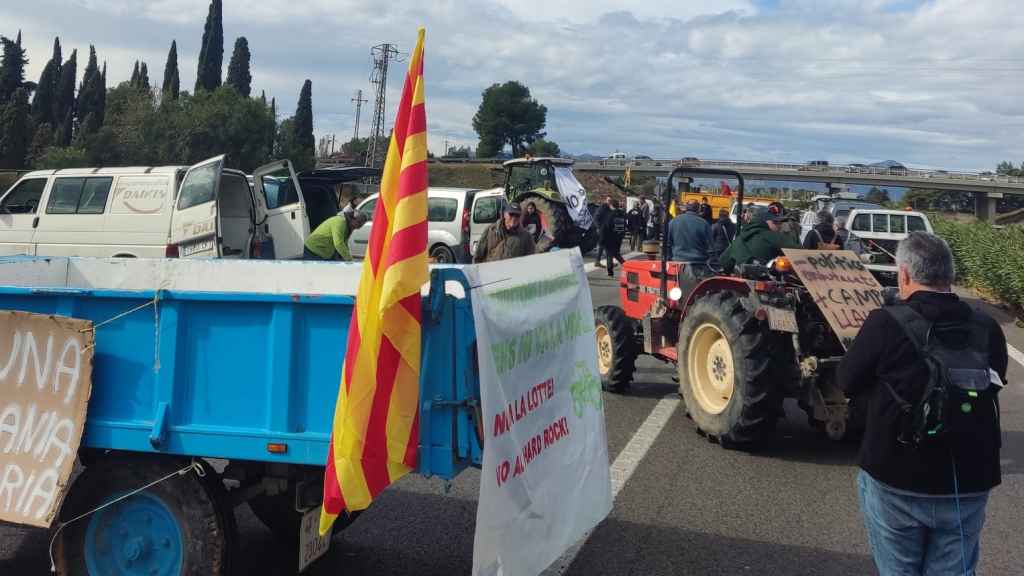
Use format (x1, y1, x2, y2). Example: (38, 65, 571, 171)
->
(0, 177, 49, 256)
(469, 193, 502, 256)
(254, 160, 307, 259)
(170, 155, 224, 257)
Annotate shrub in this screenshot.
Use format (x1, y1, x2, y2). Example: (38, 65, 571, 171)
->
(933, 218, 1024, 310)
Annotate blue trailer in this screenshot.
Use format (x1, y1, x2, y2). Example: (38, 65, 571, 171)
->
(0, 257, 482, 575)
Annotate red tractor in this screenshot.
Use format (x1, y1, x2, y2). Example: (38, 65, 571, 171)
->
(594, 168, 854, 448)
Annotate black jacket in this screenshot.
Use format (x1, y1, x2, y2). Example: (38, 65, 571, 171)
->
(593, 204, 611, 235)
(838, 291, 1008, 494)
(601, 208, 627, 247)
(802, 223, 839, 249)
(709, 217, 735, 259)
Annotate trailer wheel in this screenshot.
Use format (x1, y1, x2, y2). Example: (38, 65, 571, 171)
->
(677, 291, 783, 448)
(594, 305, 637, 392)
(519, 194, 578, 251)
(56, 456, 229, 576)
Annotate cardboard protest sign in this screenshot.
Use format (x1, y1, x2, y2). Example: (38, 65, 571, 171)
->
(783, 249, 885, 349)
(466, 250, 612, 576)
(0, 311, 93, 528)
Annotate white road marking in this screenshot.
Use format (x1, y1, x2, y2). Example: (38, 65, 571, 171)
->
(542, 395, 681, 576)
(1008, 343, 1024, 369)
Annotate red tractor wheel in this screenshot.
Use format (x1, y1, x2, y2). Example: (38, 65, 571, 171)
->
(677, 291, 783, 448)
(594, 305, 637, 392)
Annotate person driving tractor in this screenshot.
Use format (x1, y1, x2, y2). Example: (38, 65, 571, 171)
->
(719, 204, 799, 273)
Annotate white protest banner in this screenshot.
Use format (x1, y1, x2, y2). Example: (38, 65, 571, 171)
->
(0, 311, 94, 528)
(467, 249, 612, 576)
(553, 166, 594, 230)
(782, 249, 885, 349)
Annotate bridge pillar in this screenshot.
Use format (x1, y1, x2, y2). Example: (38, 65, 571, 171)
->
(974, 192, 999, 221)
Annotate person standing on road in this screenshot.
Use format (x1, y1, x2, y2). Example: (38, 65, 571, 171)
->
(627, 203, 643, 251)
(640, 195, 653, 240)
(303, 211, 367, 261)
(601, 198, 628, 276)
(802, 210, 840, 250)
(666, 200, 711, 264)
(708, 207, 736, 266)
(834, 216, 851, 250)
(719, 208, 798, 273)
(473, 201, 536, 263)
(699, 196, 714, 224)
(521, 201, 543, 243)
(838, 232, 1007, 576)
(592, 196, 613, 267)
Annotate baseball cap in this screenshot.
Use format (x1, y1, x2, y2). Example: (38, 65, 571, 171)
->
(505, 202, 523, 215)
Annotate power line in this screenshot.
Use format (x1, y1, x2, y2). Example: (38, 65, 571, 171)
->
(351, 89, 368, 143)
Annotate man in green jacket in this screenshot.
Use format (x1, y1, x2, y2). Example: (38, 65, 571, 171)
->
(474, 201, 536, 262)
(303, 211, 368, 261)
(719, 208, 799, 274)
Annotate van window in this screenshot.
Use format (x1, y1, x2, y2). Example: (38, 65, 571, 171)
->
(2, 178, 47, 214)
(890, 215, 906, 234)
(46, 177, 113, 214)
(473, 197, 500, 224)
(359, 198, 377, 222)
(428, 197, 458, 222)
(178, 163, 219, 209)
(908, 215, 928, 232)
(852, 214, 871, 232)
(872, 214, 889, 233)
(262, 174, 299, 209)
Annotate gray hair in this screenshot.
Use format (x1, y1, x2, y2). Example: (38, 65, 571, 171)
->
(816, 210, 834, 226)
(835, 216, 846, 229)
(895, 232, 955, 288)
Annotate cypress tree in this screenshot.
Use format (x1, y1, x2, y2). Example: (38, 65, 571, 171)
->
(139, 62, 150, 92)
(195, 0, 223, 92)
(0, 35, 28, 106)
(268, 97, 276, 155)
(293, 80, 314, 170)
(0, 88, 30, 168)
(162, 40, 180, 100)
(226, 37, 251, 97)
(130, 61, 140, 88)
(31, 37, 61, 126)
(54, 49, 76, 146)
(77, 46, 104, 136)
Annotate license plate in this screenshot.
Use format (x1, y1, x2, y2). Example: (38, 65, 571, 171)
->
(181, 238, 215, 256)
(766, 307, 798, 333)
(298, 506, 331, 572)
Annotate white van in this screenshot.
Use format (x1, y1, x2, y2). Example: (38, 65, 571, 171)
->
(348, 187, 484, 263)
(0, 155, 331, 260)
(846, 208, 932, 284)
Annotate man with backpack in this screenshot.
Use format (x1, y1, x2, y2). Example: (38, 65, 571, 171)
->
(838, 232, 1008, 576)
(802, 210, 841, 250)
(601, 198, 628, 276)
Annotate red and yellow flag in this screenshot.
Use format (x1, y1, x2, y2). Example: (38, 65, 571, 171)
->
(320, 28, 429, 535)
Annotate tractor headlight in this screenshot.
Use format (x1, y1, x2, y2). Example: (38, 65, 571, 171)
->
(669, 287, 683, 301)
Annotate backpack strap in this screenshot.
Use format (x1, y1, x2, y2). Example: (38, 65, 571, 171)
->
(880, 305, 935, 412)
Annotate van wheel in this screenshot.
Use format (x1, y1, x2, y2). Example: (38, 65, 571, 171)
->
(430, 244, 456, 264)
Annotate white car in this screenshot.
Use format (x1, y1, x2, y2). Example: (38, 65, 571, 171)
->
(846, 208, 932, 284)
(349, 187, 491, 263)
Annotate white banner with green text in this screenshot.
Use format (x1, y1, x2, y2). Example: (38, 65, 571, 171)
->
(467, 249, 612, 576)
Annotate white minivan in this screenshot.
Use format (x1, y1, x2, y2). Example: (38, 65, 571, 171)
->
(0, 155, 350, 260)
(348, 187, 488, 263)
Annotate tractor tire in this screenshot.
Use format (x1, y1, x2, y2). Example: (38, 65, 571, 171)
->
(56, 456, 230, 576)
(594, 305, 637, 392)
(519, 194, 579, 251)
(677, 291, 784, 449)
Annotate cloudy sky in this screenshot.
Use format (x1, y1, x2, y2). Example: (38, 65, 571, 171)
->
(4, 0, 1023, 170)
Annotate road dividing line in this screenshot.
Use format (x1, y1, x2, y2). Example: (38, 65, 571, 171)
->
(1008, 343, 1024, 369)
(542, 395, 681, 576)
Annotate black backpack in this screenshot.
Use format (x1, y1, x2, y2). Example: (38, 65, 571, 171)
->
(883, 305, 1001, 448)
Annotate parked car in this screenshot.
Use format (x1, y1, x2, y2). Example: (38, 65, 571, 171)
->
(846, 208, 932, 285)
(800, 160, 830, 172)
(799, 198, 882, 243)
(348, 187, 482, 263)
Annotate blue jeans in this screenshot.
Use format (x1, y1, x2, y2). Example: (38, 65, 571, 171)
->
(857, 470, 989, 576)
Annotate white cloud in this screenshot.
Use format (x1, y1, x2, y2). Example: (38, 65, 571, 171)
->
(5, 0, 1024, 169)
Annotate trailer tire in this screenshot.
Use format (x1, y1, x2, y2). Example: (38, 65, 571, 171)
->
(57, 456, 229, 576)
(519, 194, 578, 251)
(594, 305, 637, 392)
(677, 291, 783, 449)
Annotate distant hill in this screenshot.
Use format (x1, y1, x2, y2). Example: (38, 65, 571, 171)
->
(868, 160, 905, 168)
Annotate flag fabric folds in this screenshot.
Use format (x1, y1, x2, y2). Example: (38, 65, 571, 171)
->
(320, 28, 428, 536)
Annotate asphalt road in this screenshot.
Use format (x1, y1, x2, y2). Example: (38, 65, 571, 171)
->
(3, 255, 1023, 575)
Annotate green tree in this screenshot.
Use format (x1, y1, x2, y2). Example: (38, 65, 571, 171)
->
(864, 186, 890, 205)
(0, 34, 28, 106)
(27, 122, 54, 167)
(0, 88, 30, 168)
(195, 0, 224, 93)
(472, 81, 547, 157)
(36, 145, 88, 169)
(527, 138, 560, 157)
(996, 161, 1023, 177)
(54, 49, 76, 146)
(903, 188, 939, 210)
(77, 46, 105, 136)
(226, 37, 251, 97)
(139, 62, 150, 92)
(31, 37, 61, 126)
(275, 117, 296, 160)
(291, 79, 315, 170)
(162, 40, 180, 100)
(130, 61, 140, 87)
(268, 96, 276, 156)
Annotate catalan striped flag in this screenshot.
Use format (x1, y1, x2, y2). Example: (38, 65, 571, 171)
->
(320, 28, 429, 535)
